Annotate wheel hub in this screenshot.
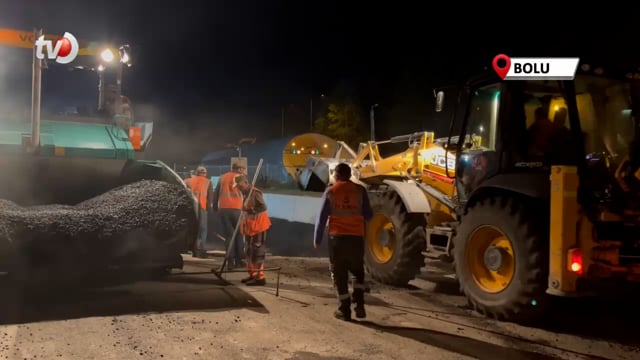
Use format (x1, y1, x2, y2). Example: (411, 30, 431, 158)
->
(379, 228, 393, 247)
(466, 226, 516, 294)
(367, 214, 396, 264)
(484, 246, 507, 271)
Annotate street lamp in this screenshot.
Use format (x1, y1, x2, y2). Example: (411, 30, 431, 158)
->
(370, 104, 379, 141)
(309, 94, 326, 131)
(100, 48, 114, 62)
(97, 46, 132, 114)
(97, 48, 117, 112)
(227, 137, 256, 158)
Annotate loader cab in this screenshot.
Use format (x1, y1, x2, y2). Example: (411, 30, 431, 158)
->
(436, 75, 572, 205)
(458, 78, 581, 203)
(439, 69, 640, 211)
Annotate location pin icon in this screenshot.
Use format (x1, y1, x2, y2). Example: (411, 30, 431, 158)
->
(492, 54, 511, 80)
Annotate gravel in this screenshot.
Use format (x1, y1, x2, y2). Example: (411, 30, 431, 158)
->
(0, 180, 197, 279)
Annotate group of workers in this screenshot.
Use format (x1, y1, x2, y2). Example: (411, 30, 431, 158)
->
(185, 162, 271, 286)
(185, 161, 373, 320)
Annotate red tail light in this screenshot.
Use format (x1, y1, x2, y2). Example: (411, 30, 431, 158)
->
(568, 248, 583, 275)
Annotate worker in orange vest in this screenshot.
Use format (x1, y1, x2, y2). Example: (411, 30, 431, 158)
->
(314, 163, 373, 321)
(235, 175, 272, 286)
(185, 166, 213, 258)
(212, 162, 246, 268)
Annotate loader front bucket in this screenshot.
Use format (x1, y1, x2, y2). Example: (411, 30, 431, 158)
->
(296, 157, 332, 192)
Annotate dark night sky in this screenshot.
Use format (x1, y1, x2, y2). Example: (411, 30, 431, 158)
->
(0, 1, 637, 163)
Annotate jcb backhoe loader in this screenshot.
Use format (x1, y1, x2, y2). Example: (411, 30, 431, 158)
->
(299, 64, 640, 323)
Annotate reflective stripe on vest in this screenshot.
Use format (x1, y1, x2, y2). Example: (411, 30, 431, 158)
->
(218, 172, 243, 209)
(241, 188, 272, 236)
(327, 181, 365, 236)
(187, 175, 211, 210)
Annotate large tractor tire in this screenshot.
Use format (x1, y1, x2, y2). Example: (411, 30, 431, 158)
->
(365, 191, 427, 286)
(453, 195, 549, 323)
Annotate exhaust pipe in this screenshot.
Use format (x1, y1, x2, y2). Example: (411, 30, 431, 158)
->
(29, 28, 43, 152)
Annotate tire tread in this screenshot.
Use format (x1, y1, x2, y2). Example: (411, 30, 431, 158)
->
(366, 191, 427, 285)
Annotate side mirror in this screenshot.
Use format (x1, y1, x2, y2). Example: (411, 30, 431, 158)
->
(435, 91, 444, 112)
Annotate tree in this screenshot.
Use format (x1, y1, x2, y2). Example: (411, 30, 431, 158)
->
(312, 81, 367, 148)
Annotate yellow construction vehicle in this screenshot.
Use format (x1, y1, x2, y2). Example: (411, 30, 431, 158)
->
(299, 65, 640, 323)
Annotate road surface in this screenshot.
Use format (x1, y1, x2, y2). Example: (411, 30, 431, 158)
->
(1, 255, 639, 360)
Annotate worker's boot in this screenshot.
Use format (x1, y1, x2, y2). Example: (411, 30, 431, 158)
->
(334, 299, 351, 321)
(353, 289, 366, 319)
(241, 276, 254, 283)
(245, 278, 266, 286)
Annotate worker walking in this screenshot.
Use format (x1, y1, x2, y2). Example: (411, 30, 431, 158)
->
(314, 163, 373, 321)
(212, 162, 246, 268)
(235, 175, 272, 286)
(185, 166, 213, 258)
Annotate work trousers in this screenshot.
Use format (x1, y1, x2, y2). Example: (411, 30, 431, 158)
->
(197, 208, 208, 250)
(219, 208, 244, 265)
(329, 235, 366, 306)
(245, 231, 267, 280)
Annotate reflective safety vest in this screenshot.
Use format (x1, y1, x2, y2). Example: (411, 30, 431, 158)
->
(186, 175, 211, 210)
(241, 188, 272, 236)
(327, 180, 365, 236)
(218, 171, 244, 209)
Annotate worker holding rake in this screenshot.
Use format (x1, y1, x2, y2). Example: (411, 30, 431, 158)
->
(235, 175, 272, 286)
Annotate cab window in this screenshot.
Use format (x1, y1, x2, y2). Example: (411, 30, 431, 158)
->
(464, 84, 500, 151)
(573, 75, 633, 157)
(522, 80, 574, 164)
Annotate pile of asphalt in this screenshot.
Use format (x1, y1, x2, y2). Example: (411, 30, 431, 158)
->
(0, 180, 197, 278)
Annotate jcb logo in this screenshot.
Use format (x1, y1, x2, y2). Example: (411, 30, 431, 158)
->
(430, 154, 456, 169)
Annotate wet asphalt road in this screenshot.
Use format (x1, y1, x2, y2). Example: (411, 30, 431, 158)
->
(0, 255, 639, 360)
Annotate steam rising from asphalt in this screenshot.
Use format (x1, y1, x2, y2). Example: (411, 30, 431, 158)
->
(134, 104, 229, 166)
